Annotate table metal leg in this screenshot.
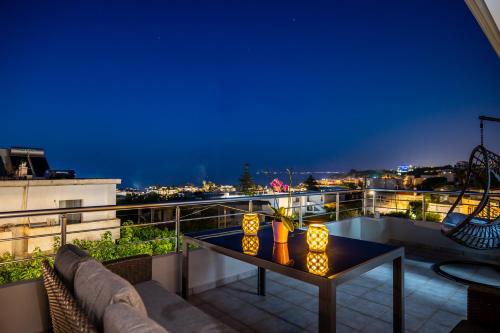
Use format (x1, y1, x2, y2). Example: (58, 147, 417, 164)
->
(258, 267, 266, 296)
(393, 256, 404, 333)
(318, 281, 336, 333)
(181, 240, 189, 299)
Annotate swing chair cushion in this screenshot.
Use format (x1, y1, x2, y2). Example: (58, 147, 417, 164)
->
(443, 213, 489, 228)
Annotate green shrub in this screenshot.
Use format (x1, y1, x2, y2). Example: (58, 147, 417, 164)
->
(382, 211, 409, 218)
(0, 221, 178, 286)
(425, 212, 442, 222)
(0, 248, 52, 285)
(73, 222, 178, 261)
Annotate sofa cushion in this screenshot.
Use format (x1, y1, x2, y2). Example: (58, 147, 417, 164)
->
(54, 244, 90, 291)
(104, 302, 168, 333)
(135, 280, 236, 333)
(75, 259, 147, 330)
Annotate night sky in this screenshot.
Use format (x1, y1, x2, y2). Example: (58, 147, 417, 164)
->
(1, 0, 499, 187)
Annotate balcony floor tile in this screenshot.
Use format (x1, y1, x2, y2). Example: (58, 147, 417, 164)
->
(190, 253, 467, 333)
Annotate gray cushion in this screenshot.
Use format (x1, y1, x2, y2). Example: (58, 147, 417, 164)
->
(54, 244, 90, 291)
(74, 259, 147, 330)
(103, 303, 168, 333)
(135, 280, 236, 333)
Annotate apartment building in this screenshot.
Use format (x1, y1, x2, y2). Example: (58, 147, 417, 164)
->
(0, 147, 120, 257)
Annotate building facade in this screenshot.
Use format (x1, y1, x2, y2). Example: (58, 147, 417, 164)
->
(0, 178, 121, 257)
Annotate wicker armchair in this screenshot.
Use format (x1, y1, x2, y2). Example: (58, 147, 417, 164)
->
(41, 260, 97, 333)
(42, 255, 153, 333)
(103, 254, 152, 285)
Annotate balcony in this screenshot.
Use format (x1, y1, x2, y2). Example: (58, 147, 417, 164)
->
(0, 189, 499, 332)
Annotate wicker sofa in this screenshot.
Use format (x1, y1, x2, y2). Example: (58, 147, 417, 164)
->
(42, 244, 236, 333)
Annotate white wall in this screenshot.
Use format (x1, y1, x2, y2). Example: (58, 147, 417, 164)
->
(485, 0, 500, 31)
(263, 194, 325, 216)
(326, 216, 500, 260)
(0, 179, 120, 256)
(151, 249, 255, 294)
(24, 218, 121, 253)
(0, 230, 13, 255)
(0, 279, 49, 333)
(0, 181, 118, 226)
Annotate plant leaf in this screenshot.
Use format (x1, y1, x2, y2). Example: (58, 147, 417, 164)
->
(280, 216, 295, 232)
(278, 207, 286, 216)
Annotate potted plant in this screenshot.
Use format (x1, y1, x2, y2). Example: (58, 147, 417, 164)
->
(269, 169, 295, 243)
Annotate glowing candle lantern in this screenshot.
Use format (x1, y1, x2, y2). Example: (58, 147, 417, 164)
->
(307, 223, 329, 252)
(307, 251, 329, 276)
(242, 213, 260, 235)
(242, 235, 259, 256)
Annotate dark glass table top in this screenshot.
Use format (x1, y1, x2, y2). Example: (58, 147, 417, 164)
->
(185, 225, 401, 279)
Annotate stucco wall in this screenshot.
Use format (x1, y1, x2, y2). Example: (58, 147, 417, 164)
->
(326, 216, 500, 260)
(0, 182, 118, 226)
(0, 230, 13, 254)
(0, 180, 120, 257)
(0, 279, 49, 333)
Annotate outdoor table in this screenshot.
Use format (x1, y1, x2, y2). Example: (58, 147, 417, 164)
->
(182, 225, 404, 333)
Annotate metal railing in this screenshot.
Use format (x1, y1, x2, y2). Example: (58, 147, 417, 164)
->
(0, 190, 362, 258)
(366, 188, 500, 222)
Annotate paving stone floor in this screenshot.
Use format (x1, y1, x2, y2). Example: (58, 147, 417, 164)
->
(189, 249, 469, 333)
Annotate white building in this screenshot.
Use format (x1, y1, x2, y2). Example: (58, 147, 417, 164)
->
(0, 146, 123, 256)
(0, 178, 121, 257)
(263, 192, 327, 217)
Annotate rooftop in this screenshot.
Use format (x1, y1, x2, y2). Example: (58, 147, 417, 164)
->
(0, 178, 122, 186)
(0, 188, 498, 332)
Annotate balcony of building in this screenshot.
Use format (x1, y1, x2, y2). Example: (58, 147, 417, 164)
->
(0, 189, 499, 333)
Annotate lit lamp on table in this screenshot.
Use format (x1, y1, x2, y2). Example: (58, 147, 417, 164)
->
(242, 213, 260, 235)
(306, 223, 329, 276)
(306, 223, 329, 252)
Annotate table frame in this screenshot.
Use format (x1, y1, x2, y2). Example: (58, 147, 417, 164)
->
(181, 230, 404, 333)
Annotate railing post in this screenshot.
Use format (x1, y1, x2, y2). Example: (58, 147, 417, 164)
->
(175, 206, 181, 253)
(372, 191, 376, 216)
(335, 192, 340, 221)
(248, 200, 253, 213)
(299, 195, 303, 228)
(422, 194, 426, 222)
(223, 207, 227, 228)
(363, 190, 367, 216)
(61, 214, 67, 246)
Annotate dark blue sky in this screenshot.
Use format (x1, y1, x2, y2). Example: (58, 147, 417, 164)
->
(1, 0, 499, 187)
